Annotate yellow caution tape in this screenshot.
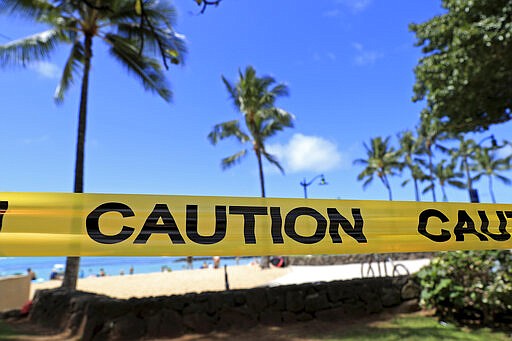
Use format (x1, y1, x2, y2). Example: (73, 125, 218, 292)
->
(0, 192, 510, 256)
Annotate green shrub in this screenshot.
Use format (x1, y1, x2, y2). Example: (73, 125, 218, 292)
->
(417, 250, 512, 328)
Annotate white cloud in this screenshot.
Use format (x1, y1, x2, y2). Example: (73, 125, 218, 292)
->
(353, 42, 363, 51)
(322, 9, 341, 17)
(352, 43, 383, 66)
(336, 0, 372, 13)
(29, 61, 60, 79)
(22, 134, 49, 145)
(268, 134, 345, 173)
(312, 52, 337, 63)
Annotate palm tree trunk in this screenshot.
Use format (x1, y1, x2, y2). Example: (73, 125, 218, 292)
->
(413, 178, 419, 202)
(386, 182, 392, 201)
(488, 175, 496, 203)
(380, 174, 393, 201)
(463, 156, 473, 201)
(62, 34, 93, 290)
(441, 185, 448, 202)
(428, 151, 437, 202)
(255, 149, 266, 198)
(255, 148, 270, 268)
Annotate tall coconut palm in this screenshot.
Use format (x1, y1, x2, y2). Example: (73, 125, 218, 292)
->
(425, 159, 464, 202)
(472, 147, 511, 203)
(0, 0, 186, 289)
(354, 136, 400, 201)
(450, 135, 479, 201)
(397, 130, 427, 201)
(417, 109, 448, 202)
(208, 66, 293, 267)
(208, 66, 293, 197)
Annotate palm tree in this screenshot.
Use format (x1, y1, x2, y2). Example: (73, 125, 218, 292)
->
(450, 135, 478, 201)
(208, 66, 293, 197)
(208, 66, 293, 267)
(354, 136, 400, 201)
(425, 159, 464, 202)
(397, 130, 427, 201)
(472, 147, 511, 203)
(417, 109, 448, 202)
(0, 0, 186, 289)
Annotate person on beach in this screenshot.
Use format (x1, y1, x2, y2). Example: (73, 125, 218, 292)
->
(98, 268, 106, 277)
(50, 268, 59, 280)
(26, 268, 36, 280)
(270, 256, 288, 268)
(186, 256, 193, 270)
(129, 266, 134, 275)
(201, 261, 208, 269)
(213, 256, 220, 269)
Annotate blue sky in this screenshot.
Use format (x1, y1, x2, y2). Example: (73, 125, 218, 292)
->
(0, 0, 511, 204)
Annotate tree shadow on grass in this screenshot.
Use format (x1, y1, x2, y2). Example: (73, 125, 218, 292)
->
(172, 312, 511, 341)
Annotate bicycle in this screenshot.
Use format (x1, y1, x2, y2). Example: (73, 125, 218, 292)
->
(360, 254, 410, 286)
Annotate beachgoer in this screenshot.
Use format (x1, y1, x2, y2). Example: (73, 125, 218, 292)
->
(27, 268, 36, 280)
(201, 261, 208, 269)
(213, 256, 220, 269)
(129, 266, 134, 275)
(99, 268, 106, 277)
(270, 256, 287, 268)
(120, 269, 125, 276)
(186, 256, 193, 270)
(50, 268, 58, 280)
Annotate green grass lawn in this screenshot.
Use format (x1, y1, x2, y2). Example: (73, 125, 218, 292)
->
(0, 321, 18, 339)
(320, 314, 511, 341)
(0, 313, 510, 340)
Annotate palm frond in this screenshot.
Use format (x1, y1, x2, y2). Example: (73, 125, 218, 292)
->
(362, 176, 373, 190)
(401, 179, 410, 187)
(447, 180, 466, 189)
(260, 108, 294, 138)
(472, 173, 484, 182)
(221, 149, 247, 170)
(495, 174, 512, 185)
(422, 184, 433, 194)
(109, 0, 177, 26)
(262, 150, 284, 174)
(0, 0, 56, 19)
(115, 21, 186, 65)
(353, 158, 369, 166)
(221, 75, 240, 108)
(0, 28, 62, 66)
(207, 120, 250, 145)
(106, 33, 171, 101)
(54, 41, 84, 103)
(270, 83, 289, 97)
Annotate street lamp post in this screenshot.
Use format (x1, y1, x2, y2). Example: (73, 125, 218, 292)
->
(469, 135, 498, 203)
(300, 174, 327, 198)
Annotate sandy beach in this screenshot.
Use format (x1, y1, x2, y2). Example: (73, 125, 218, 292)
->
(30, 265, 291, 299)
(30, 259, 431, 300)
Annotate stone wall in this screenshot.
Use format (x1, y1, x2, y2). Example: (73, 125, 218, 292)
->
(287, 252, 436, 266)
(29, 276, 420, 340)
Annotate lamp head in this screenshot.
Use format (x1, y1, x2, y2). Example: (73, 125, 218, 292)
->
(490, 134, 498, 148)
(319, 175, 327, 185)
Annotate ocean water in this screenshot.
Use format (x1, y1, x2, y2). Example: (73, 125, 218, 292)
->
(0, 256, 254, 282)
